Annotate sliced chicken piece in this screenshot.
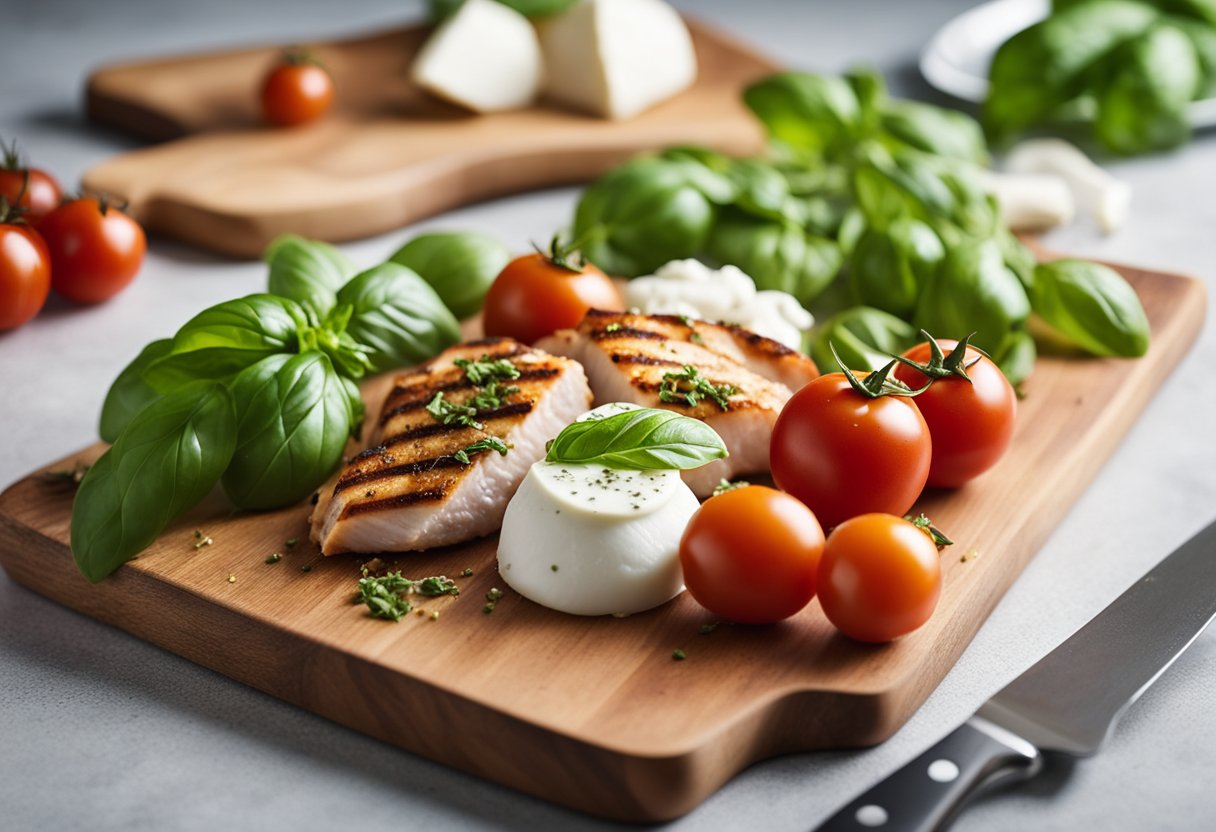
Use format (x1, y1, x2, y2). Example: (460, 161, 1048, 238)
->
(536, 311, 819, 496)
(310, 338, 592, 555)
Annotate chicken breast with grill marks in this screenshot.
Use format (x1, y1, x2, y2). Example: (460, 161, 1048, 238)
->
(535, 310, 819, 497)
(309, 338, 592, 555)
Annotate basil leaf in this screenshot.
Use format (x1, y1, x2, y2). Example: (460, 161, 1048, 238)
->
(265, 234, 357, 317)
(997, 226, 1038, 292)
(880, 99, 989, 165)
(574, 157, 722, 277)
(70, 382, 237, 582)
(99, 339, 173, 443)
(545, 407, 727, 471)
(985, 0, 1159, 142)
(428, 0, 576, 20)
(388, 231, 510, 319)
(706, 211, 842, 305)
(221, 352, 353, 510)
(337, 262, 461, 373)
(743, 72, 861, 159)
(1030, 259, 1150, 356)
(995, 330, 1037, 387)
(1095, 24, 1200, 154)
(810, 306, 919, 373)
(848, 218, 944, 318)
(913, 238, 1030, 354)
(144, 294, 307, 391)
(852, 149, 958, 229)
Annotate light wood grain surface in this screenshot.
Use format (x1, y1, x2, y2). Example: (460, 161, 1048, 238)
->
(81, 20, 774, 257)
(0, 262, 1204, 821)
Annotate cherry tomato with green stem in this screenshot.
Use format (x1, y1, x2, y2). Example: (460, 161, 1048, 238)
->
(679, 485, 825, 625)
(482, 237, 622, 343)
(261, 51, 334, 127)
(892, 335, 1017, 488)
(817, 512, 942, 643)
(0, 139, 62, 224)
(39, 196, 146, 304)
(770, 358, 932, 530)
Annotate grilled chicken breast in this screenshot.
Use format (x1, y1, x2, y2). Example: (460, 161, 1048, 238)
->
(536, 310, 819, 496)
(310, 338, 592, 555)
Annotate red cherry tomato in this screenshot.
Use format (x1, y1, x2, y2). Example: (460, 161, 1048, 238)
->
(892, 339, 1017, 488)
(483, 252, 622, 344)
(261, 55, 334, 127)
(770, 373, 931, 529)
(679, 485, 825, 625)
(817, 513, 942, 643)
(38, 197, 146, 304)
(0, 220, 51, 330)
(0, 141, 62, 224)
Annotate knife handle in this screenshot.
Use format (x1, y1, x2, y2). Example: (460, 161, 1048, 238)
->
(814, 717, 1041, 832)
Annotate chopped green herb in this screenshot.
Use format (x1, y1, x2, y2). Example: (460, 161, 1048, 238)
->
(453, 435, 511, 465)
(357, 573, 415, 621)
(193, 530, 213, 549)
(482, 603, 496, 614)
(678, 315, 695, 328)
(604, 322, 623, 333)
(486, 588, 504, 603)
(672, 649, 687, 661)
(689, 332, 703, 344)
(698, 622, 719, 635)
(461, 567, 474, 577)
(658, 365, 736, 410)
(284, 538, 298, 548)
(904, 513, 954, 549)
(469, 379, 520, 411)
(426, 391, 481, 429)
(415, 575, 460, 597)
(454, 355, 521, 385)
(713, 479, 749, 497)
(550, 564, 559, 572)
(300, 564, 312, 573)
(265, 553, 282, 564)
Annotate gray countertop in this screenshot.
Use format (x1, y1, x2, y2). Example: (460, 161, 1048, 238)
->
(2, 1, 1215, 830)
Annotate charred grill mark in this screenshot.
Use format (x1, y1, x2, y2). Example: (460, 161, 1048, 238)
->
(379, 401, 533, 448)
(340, 487, 451, 518)
(721, 323, 797, 357)
(610, 353, 683, 367)
(334, 456, 467, 494)
(381, 368, 558, 424)
(590, 325, 667, 342)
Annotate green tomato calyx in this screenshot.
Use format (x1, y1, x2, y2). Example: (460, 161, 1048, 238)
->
(891, 330, 982, 383)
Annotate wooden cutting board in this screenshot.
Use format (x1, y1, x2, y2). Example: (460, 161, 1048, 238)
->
(81, 20, 773, 257)
(0, 263, 1204, 821)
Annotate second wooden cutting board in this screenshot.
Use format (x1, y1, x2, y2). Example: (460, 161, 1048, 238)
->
(0, 262, 1204, 821)
(82, 20, 774, 257)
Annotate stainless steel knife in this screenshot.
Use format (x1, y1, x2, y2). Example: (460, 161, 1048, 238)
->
(816, 517, 1216, 832)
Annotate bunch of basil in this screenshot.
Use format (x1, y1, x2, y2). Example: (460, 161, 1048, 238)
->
(986, 0, 1216, 154)
(571, 67, 1150, 385)
(71, 233, 505, 582)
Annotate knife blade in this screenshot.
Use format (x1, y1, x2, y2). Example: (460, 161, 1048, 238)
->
(815, 516, 1216, 832)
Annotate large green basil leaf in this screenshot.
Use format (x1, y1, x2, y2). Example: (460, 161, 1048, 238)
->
(997, 226, 1038, 292)
(1030, 259, 1150, 356)
(1171, 16, 1216, 96)
(880, 99, 989, 164)
(545, 407, 727, 470)
(985, 0, 1159, 141)
(71, 381, 237, 582)
(221, 352, 353, 510)
(264, 234, 357, 317)
(995, 329, 1038, 387)
(337, 263, 461, 373)
(707, 211, 842, 306)
(1095, 24, 1200, 154)
(573, 157, 724, 277)
(848, 218, 944, 317)
(852, 148, 959, 229)
(913, 239, 1030, 354)
(810, 306, 919, 373)
(743, 72, 861, 159)
(388, 231, 510, 319)
(143, 295, 307, 391)
(99, 339, 173, 443)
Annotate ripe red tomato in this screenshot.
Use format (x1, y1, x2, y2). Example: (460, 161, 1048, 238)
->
(817, 513, 942, 643)
(482, 252, 622, 343)
(0, 142, 62, 224)
(0, 221, 51, 330)
(892, 339, 1017, 488)
(261, 55, 334, 127)
(770, 373, 931, 529)
(679, 485, 825, 625)
(39, 197, 146, 304)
